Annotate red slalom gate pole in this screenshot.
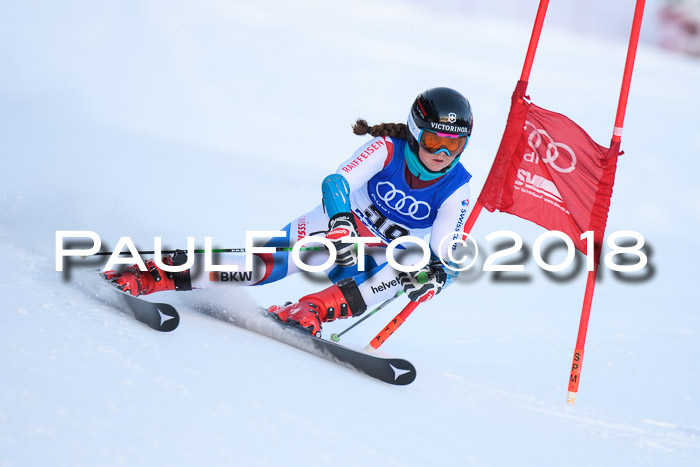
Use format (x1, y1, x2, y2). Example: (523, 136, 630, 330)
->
(521, 0, 550, 82)
(367, 0, 552, 351)
(567, 253, 601, 404)
(612, 0, 646, 144)
(465, 0, 550, 231)
(567, 0, 645, 405)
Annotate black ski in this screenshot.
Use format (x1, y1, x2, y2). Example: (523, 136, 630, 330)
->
(89, 277, 180, 332)
(192, 301, 416, 385)
(264, 319, 417, 386)
(85, 273, 414, 384)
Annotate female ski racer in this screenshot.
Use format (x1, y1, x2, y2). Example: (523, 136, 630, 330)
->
(105, 87, 474, 337)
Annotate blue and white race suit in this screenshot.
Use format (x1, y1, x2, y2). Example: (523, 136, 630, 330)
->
(191, 136, 471, 307)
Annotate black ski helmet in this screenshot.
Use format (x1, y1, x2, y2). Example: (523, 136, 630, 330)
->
(407, 87, 473, 156)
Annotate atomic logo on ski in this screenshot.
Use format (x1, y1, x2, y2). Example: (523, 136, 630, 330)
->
(389, 363, 412, 381)
(157, 308, 176, 326)
(89, 274, 181, 332)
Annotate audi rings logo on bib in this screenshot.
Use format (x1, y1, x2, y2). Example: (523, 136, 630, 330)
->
(376, 181, 431, 220)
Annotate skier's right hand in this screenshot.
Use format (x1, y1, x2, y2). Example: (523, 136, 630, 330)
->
(399, 261, 448, 303)
(326, 213, 359, 267)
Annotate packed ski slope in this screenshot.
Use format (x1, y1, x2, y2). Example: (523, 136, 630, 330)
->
(1, 1, 699, 466)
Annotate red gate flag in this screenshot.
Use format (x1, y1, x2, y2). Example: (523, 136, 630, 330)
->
(479, 82, 620, 253)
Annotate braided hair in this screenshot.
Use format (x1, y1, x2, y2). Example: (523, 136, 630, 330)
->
(351, 119, 408, 139)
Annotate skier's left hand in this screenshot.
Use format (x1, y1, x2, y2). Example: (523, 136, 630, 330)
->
(326, 213, 359, 267)
(399, 260, 451, 303)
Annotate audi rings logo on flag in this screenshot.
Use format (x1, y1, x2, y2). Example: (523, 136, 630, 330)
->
(376, 181, 431, 220)
(525, 120, 577, 173)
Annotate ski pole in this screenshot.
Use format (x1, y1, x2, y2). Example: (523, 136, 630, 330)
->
(366, 301, 419, 350)
(87, 246, 327, 256)
(365, 270, 433, 349)
(330, 291, 403, 342)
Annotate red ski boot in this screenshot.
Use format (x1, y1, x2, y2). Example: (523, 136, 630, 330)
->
(267, 278, 367, 337)
(103, 251, 192, 296)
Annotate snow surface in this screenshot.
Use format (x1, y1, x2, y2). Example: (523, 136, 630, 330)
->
(1, 1, 699, 466)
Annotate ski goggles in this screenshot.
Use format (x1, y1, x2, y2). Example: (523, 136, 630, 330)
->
(419, 130, 468, 157)
(408, 111, 469, 157)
